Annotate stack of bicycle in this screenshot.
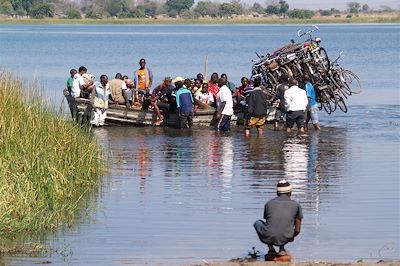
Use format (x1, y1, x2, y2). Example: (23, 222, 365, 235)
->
(251, 25, 362, 114)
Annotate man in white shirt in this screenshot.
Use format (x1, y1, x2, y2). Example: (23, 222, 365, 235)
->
(216, 78, 234, 132)
(284, 78, 308, 133)
(72, 66, 94, 98)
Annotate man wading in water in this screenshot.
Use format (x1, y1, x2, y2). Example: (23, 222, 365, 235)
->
(254, 180, 303, 258)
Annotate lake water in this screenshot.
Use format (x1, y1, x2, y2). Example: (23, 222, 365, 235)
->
(0, 24, 399, 265)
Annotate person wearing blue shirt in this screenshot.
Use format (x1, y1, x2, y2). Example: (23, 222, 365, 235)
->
(174, 77, 194, 128)
(303, 74, 321, 131)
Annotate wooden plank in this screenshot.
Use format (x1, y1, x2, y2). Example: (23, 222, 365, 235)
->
(75, 98, 230, 127)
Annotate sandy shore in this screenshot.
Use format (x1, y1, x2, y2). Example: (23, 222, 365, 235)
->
(185, 260, 400, 266)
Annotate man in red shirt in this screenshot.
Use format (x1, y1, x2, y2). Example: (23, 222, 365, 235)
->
(207, 72, 219, 106)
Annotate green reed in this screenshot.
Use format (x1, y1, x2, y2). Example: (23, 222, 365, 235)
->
(0, 72, 104, 237)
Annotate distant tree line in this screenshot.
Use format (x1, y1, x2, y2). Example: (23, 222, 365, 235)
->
(0, 0, 397, 19)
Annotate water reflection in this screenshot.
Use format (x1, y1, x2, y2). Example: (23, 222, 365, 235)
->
(283, 136, 309, 191)
(10, 122, 399, 266)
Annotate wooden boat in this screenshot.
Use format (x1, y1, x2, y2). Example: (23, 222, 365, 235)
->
(75, 98, 235, 127)
(75, 98, 278, 127)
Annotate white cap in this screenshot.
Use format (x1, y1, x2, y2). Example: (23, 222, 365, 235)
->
(276, 180, 293, 193)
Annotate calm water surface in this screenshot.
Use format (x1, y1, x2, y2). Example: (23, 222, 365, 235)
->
(0, 24, 399, 265)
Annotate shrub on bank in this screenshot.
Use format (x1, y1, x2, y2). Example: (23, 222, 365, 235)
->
(0, 72, 104, 236)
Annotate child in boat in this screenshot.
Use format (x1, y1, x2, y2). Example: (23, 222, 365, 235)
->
(196, 82, 213, 106)
(192, 78, 203, 98)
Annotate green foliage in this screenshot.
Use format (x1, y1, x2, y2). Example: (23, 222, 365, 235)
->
(219, 0, 242, 17)
(320, 8, 340, 16)
(320, 10, 333, 16)
(137, 0, 160, 17)
(266, 0, 288, 15)
(165, 0, 194, 17)
(361, 4, 370, 13)
(106, 0, 122, 16)
(347, 1, 360, 14)
(193, 0, 218, 17)
(0, 72, 103, 236)
(288, 8, 315, 19)
(0, 1, 13, 15)
(85, 9, 101, 19)
(28, 2, 54, 18)
(129, 7, 145, 18)
(251, 2, 264, 14)
(66, 8, 81, 19)
(265, 4, 279, 15)
(15, 6, 25, 15)
(179, 9, 194, 18)
(12, 0, 34, 14)
(279, 0, 288, 14)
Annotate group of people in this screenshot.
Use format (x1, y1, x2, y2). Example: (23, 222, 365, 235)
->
(64, 61, 312, 259)
(274, 73, 321, 133)
(64, 58, 321, 132)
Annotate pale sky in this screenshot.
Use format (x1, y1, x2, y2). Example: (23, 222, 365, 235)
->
(244, 0, 400, 10)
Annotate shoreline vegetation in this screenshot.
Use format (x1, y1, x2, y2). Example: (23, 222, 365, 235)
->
(0, 72, 103, 249)
(0, 15, 399, 24)
(0, 0, 399, 25)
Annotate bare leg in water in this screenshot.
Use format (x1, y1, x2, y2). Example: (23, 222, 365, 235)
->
(257, 126, 263, 136)
(151, 101, 164, 125)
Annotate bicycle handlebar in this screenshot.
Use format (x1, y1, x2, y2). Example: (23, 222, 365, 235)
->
(297, 25, 319, 38)
(331, 51, 344, 66)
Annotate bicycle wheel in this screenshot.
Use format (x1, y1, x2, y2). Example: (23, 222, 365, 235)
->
(263, 86, 277, 102)
(279, 67, 291, 79)
(342, 70, 362, 94)
(301, 63, 319, 85)
(326, 85, 337, 112)
(318, 88, 332, 114)
(312, 48, 330, 72)
(267, 71, 278, 88)
(319, 47, 330, 71)
(289, 63, 303, 80)
(336, 95, 348, 113)
(331, 69, 351, 96)
(337, 87, 349, 100)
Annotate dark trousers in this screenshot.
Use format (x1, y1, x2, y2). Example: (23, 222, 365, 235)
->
(286, 110, 305, 129)
(216, 115, 232, 132)
(65, 95, 78, 120)
(178, 111, 194, 128)
(157, 102, 170, 119)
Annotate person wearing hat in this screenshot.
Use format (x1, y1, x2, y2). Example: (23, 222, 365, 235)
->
(254, 180, 303, 257)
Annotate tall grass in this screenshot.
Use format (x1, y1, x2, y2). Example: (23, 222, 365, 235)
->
(0, 72, 104, 237)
